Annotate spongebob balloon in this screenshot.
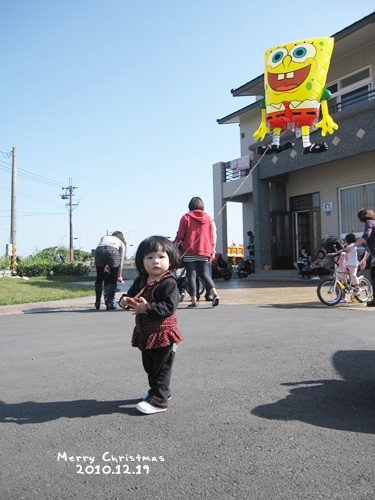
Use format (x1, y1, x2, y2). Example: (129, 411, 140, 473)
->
(254, 37, 338, 155)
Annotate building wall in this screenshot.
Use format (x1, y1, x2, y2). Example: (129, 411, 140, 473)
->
(239, 114, 259, 155)
(286, 151, 375, 240)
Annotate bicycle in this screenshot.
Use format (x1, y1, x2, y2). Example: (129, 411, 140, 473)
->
(317, 258, 372, 306)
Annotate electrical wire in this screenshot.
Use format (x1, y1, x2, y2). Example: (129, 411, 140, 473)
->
(0, 159, 65, 188)
(0, 185, 63, 207)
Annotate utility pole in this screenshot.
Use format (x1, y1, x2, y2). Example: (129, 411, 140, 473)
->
(61, 179, 78, 262)
(10, 147, 17, 271)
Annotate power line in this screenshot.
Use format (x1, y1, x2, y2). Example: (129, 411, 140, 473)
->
(18, 211, 66, 216)
(0, 212, 66, 218)
(0, 185, 63, 207)
(0, 159, 64, 188)
(0, 150, 12, 159)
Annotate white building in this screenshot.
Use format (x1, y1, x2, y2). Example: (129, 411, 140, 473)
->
(214, 12, 375, 270)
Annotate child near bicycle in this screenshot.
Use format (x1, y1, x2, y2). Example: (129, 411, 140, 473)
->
(332, 240, 348, 302)
(332, 234, 360, 302)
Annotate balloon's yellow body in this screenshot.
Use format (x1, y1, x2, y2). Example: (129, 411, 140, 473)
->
(254, 37, 338, 155)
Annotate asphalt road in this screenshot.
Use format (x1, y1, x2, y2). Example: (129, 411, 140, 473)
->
(0, 284, 374, 499)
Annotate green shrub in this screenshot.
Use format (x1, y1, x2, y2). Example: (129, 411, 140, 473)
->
(29, 247, 91, 263)
(34, 247, 62, 261)
(73, 249, 91, 262)
(0, 256, 10, 270)
(14, 245, 92, 277)
(16, 258, 90, 277)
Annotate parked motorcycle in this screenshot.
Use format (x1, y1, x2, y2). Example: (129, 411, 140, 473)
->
(212, 253, 232, 281)
(235, 257, 254, 278)
(236, 231, 255, 278)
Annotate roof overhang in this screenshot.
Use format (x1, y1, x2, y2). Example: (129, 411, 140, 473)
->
(217, 101, 259, 125)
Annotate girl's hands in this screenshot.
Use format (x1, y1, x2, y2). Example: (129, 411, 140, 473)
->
(118, 295, 148, 314)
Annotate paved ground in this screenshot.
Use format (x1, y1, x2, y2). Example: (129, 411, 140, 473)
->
(0, 272, 374, 499)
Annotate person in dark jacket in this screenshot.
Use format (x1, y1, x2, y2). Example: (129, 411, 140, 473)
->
(119, 236, 183, 415)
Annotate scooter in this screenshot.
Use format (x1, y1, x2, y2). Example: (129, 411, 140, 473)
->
(236, 232, 255, 278)
(212, 253, 232, 280)
(236, 257, 254, 278)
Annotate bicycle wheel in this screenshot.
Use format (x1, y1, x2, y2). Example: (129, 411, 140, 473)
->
(355, 277, 372, 303)
(317, 279, 342, 306)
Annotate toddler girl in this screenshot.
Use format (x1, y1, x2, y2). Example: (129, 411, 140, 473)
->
(119, 236, 183, 415)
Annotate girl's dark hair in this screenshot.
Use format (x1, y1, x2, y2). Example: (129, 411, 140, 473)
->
(345, 232, 356, 244)
(135, 236, 181, 274)
(357, 208, 375, 222)
(112, 231, 126, 244)
(188, 197, 204, 211)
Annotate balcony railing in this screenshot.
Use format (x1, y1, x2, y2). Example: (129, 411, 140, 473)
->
(328, 87, 375, 114)
(223, 164, 250, 182)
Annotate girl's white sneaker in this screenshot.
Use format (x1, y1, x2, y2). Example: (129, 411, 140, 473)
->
(136, 401, 167, 414)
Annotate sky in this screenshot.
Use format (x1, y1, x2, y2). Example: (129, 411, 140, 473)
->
(1, 0, 374, 258)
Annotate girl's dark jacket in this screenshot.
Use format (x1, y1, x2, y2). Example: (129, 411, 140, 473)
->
(127, 273, 183, 351)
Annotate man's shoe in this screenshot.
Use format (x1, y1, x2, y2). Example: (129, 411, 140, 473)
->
(366, 299, 375, 307)
(136, 401, 167, 415)
(187, 303, 198, 309)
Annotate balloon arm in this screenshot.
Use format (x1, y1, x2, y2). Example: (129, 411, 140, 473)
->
(253, 108, 270, 141)
(316, 100, 338, 136)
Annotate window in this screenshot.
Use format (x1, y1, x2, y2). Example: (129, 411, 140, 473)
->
(290, 193, 320, 211)
(327, 67, 372, 113)
(339, 183, 375, 235)
(341, 85, 370, 110)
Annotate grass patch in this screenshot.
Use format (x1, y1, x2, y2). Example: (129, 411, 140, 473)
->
(0, 276, 95, 306)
